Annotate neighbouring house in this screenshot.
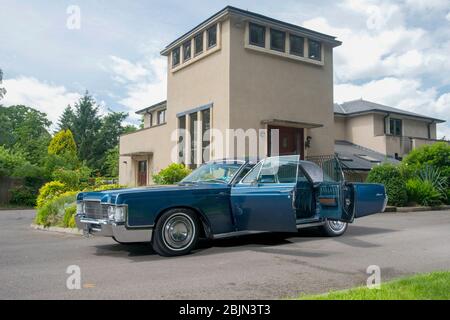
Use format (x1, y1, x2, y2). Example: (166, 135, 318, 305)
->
(333, 99, 447, 181)
(334, 99, 446, 159)
(119, 6, 342, 186)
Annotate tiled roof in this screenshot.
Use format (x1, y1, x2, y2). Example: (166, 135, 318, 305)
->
(334, 99, 445, 123)
(335, 140, 400, 171)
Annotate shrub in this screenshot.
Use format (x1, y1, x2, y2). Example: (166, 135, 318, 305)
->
(35, 191, 77, 227)
(36, 181, 68, 209)
(152, 163, 191, 185)
(406, 179, 442, 206)
(91, 184, 126, 192)
(52, 166, 91, 190)
(403, 142, 450, 179)
(367, 163, 408, 207)
(63, 205, 77, 228)
(9, 186, 37, 207)
(48, 129, 77, 157)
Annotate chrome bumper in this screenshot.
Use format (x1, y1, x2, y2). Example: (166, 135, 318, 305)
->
(75, 214, 153, 243)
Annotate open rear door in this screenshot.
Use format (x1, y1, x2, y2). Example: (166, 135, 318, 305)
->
(297, 160, 354, 223)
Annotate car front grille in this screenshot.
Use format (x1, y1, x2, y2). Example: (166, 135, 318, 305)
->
(84, 201, 108, 220)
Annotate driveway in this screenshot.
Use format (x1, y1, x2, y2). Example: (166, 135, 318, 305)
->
(0, 209, 449, 299)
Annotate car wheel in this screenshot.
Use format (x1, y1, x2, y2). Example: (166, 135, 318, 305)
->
(320, 220, 348, 237)
(152, 208, 199, 257)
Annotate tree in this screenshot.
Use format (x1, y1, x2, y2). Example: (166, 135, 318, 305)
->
(53, 91, 138, 173)
(57, 105, 76, 133)
(48, 129, 77, 157)
(71, 92, 102, 166)
(0, 105, 51, 164)
(102, 146, 119, 177)
(0, 68, 6, 100)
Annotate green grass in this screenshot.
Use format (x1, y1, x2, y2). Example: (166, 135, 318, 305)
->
(296, 271, 450, 300)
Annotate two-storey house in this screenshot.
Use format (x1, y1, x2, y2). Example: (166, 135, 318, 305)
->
(334, 99, 446, 160)
(119, 6, 342, 186)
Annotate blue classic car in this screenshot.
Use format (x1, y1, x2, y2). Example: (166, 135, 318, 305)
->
(76, 155, 387, 256)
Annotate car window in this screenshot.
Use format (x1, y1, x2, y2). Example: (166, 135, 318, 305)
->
(233, 164, 254, 183)
(241, 162, 262, 184)
(257, 157, 298, 184)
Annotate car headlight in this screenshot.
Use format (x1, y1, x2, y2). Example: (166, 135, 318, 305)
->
(114, 206, 127, 223)
(76, 201, 84, 214)
(107, 205, 127, 223)
(107, 205, 115, 221)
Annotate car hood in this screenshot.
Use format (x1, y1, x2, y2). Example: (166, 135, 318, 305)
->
(77, 183, 229, 203)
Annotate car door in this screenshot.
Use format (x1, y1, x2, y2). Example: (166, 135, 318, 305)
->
(230, 156, 299, 233)
(297, 160, 354, 223)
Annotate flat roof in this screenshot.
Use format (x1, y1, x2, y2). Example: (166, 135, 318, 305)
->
(135, 100, 167, 115)
(161, 6, 342, 55)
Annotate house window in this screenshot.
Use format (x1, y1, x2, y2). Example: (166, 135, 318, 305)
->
(390, 118, 402, 136)
(290, 34, 304, 56)
(308, 39, 322, 61)
(194, 33, 203, 55)
(148, 112, 153, 127)
(178, 116, 186, 164)
(270, 28, 285, 52)
(201, 109, 211, 163)
(249, 23, 266, 47)
(190, 112, 198, 168)
(207, 25, 217, 48)
(157, 110, 166, 125)
(183, 40, 192, 62)
(172, 47, 180, 67)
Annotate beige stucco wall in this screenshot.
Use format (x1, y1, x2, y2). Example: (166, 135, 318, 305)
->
(334, 117, 347, 141)
(402, 118, 430, 139)
(167, 20, 231, 162)
(228, 16, 336, 157)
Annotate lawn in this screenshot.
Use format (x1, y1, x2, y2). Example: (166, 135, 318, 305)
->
(296, 271, 450, 300)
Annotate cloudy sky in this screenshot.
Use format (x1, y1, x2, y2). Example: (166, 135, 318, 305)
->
(1, 0, 449, 137)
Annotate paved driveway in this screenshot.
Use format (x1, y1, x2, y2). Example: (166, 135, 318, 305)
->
(0, 209, 449, 299)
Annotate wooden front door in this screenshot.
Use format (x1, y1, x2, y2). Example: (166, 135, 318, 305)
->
(137, 160, 147, 186)
(268, 126, 304, 159)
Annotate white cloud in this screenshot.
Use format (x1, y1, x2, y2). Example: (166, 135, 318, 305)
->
(303, 17, 426, 81)
(335, 77, 450, 138)
(115, 56, 167, 120)
(2, 76, 81, 128)
(107, 55, 149, 83)
(446, 11, 450, 21)
(405, 0, 450, 11)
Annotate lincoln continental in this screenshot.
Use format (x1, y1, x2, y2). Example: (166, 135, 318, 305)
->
(76, 155, 387, 256)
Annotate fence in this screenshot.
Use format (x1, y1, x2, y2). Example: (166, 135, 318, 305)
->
(306, 154, 367, 182)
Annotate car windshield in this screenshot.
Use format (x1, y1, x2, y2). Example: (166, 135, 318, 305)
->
(180, 162, 244, 184)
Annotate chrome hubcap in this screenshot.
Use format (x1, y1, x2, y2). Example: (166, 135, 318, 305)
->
(327, 220, 346, 232)
(162, 214, 195, 250)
